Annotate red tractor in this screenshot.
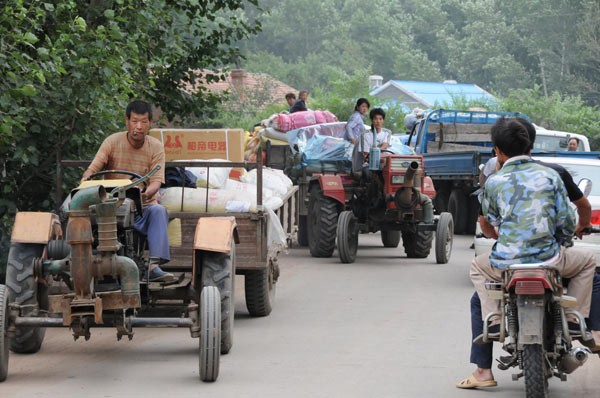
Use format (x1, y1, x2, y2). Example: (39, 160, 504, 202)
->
(304, 152, 453, 263)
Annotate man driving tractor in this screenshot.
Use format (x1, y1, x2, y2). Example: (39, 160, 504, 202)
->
(80, 99, 173, 282)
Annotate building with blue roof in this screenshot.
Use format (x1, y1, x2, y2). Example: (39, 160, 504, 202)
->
(368, 78, 496, 111)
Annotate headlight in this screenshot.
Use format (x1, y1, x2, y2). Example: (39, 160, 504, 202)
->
(391, 175, 404, 185)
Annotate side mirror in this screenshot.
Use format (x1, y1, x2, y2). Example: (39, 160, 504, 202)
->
(559, 138, 569, 148)
(578, 178, 592, 197)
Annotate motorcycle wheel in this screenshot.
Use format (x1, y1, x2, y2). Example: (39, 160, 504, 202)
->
(523, 344, 549, 398)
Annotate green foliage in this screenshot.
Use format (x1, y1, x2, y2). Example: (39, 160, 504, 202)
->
(500, 86, 600, 149)
(241, 0, 600, 106)
(0, 0, 260, 280)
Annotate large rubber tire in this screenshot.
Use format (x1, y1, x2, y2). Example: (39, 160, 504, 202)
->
(435, 212, 454, 264)
(523, 344, 549, 398)
(432, 189, 449, 214)
(0, 285, 9, 382)
(381, 230, 401, 248)
(402, 229, 434, 258)
(466, 195, 479, 235)
(201, 242, 235, 355)
(337, 211, 358, 264)
(199, 286, 221, 382)
(447, 189, 468, 235)
(6, 243, 46, 353)
(308, 186, 339, 258)
(297, 215, 309, 247)
(245, 265, 275, 317)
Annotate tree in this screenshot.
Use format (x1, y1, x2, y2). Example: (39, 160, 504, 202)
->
(501, 86, 600, 149)
(0, 0, 260, 280)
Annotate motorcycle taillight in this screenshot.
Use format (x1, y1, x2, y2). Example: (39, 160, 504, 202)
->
(515, 280, 545, 295)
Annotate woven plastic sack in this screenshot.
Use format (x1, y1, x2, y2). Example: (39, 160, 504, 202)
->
(224, 178, 274, 199)
(240, 168, 288, 198)
(185, 159, 231, 189)
(161, 187, 256, 213)
(167, 218, 182, 247)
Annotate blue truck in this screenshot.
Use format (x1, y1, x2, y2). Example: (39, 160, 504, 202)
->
(407, 109, 600, 234)
(406, 109, 528, 234)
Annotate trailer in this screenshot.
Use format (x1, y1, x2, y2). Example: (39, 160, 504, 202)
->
(59, 152, 298, 318)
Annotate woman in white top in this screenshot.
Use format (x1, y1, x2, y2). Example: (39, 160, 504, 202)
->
(357, 107, 392, 153)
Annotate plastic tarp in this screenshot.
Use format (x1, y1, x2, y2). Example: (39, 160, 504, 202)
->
(286, 123, 414, 173)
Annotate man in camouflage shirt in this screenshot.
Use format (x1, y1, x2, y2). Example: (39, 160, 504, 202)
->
(457, 117, 596, 389)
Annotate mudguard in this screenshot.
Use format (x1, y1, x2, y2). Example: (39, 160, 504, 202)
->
(193, 217, 239, 253)
(192, 217, 239, 287)
(11, 212, 62, 244)
(517, 295, 546, 347)
(318, 175, 345, 205)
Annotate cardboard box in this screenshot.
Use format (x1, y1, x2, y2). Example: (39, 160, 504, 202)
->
(149, 129, 244, 162)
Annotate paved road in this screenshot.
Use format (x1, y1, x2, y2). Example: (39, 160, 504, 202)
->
(3, 235, 600, 398)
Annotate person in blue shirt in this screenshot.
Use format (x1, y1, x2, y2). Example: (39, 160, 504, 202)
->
(344, 98, 370, 144)
(457, 117, 596, 389)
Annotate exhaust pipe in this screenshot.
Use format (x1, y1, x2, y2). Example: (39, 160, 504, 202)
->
(558, 347, 588, 374)
(396, 162, 420, 208)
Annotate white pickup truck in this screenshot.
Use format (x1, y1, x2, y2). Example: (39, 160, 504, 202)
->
(534, 125, 590, 152)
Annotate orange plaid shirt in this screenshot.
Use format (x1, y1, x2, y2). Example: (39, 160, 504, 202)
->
(87, 132, 165, 205)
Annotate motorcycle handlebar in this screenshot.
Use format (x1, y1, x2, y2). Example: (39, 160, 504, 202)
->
(582, 227, 600, 234)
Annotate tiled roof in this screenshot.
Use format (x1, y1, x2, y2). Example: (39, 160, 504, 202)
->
(184, 69, 298, 107)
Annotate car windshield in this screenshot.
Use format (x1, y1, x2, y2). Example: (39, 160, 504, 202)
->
(559, 163, 600, 196)
(534, 135, 583, 151)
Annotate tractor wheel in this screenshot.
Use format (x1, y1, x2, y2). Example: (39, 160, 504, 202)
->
(435, 212, 454, 264)
(6, 243, 47, 353)
(433, 189, 449, 214)
(308, 186, 339, 258)
(402, 229, 433, 258)
(447, 189, 468, 234)
(245, 263, 276, 317)
(0, 285, 9, 382)
(297, 215, 309, 247)
(381, 230, 401, 248)
(337, 211, 358, 264)
(466, 195, 479, 235)
(199, 286, 221, 382)
(201, 241, 235, 355)
(523, 344, 549, 398)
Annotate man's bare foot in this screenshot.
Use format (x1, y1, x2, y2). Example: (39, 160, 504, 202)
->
(591, 330, 600, 349)
(456, 368, 497, 389)
(473, 367, 494, 382)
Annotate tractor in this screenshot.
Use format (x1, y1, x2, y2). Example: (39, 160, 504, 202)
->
(0, 166, 236, 382)
(305, 152, 454, 264)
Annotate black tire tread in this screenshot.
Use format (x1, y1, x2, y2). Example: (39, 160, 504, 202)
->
(435, 212, 454, 264)
(523, 344, 549, 398)
(0, 285, 9, 382)
(308, 186, 339, 258)
(6, 243, 46, 354)
(402, 229, 433, 258)
(448, 189, 468, 235)
(337, 211, 358, 263)
(381, 230, 401, 248)
(245, 267, 273, 317)
(201, 242, 235, 355)
(199, 286, 220, 382)
(297, 215, 309, 247)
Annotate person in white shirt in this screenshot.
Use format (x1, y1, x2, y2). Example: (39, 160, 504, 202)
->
(357, 107, 391, 153)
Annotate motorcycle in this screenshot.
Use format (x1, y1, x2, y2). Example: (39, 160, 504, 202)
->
(480, 239, 598, 398)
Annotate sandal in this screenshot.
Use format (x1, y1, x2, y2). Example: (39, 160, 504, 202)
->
(456, 374, 497, 389)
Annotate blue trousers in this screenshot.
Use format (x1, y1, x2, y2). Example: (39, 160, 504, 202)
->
(134, 204, 170, 264)
(470, 272, 600, 369)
